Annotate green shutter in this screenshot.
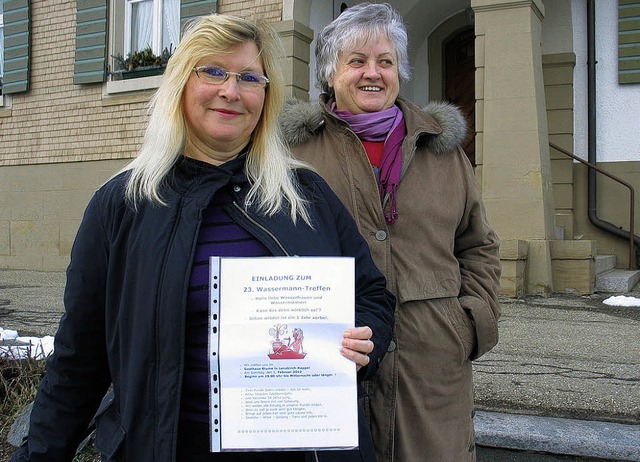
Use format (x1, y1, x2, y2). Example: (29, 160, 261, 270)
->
(3, 0, 30, 94)
(619, 0, 640, 84)
(181, 0, 218, 31)
(74, 0, 107, 85)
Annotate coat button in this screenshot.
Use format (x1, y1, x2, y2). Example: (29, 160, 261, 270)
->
(233, 185, 241, 192)
(387, 340, 396, 352)
(375, 230, 387, 241)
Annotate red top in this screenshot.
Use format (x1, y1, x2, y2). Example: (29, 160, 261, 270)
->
(362, 140, 384, 167)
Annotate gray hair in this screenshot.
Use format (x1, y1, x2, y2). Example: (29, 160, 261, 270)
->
(315, 2, 411, 96)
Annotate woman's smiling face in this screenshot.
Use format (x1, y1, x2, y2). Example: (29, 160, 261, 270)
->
(182, 41, 266, 165)
(328, 35, 400, 114)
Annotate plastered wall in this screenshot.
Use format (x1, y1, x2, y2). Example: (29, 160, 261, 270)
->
(0, 160, 128, 270)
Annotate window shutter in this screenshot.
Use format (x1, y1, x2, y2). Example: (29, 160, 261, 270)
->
(3, 0, 30, 94)
(619, 0, 640, 84)
(74, 0, 108, 84)
(181, 0, 218, 31)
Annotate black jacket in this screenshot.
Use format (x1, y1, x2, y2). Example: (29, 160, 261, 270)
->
(13, 156, 395, 462)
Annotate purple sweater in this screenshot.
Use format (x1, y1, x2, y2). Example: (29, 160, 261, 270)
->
(180, 186, 270, 423)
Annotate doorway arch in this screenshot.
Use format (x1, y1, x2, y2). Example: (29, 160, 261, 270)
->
(444, 26, 475, 164)
(429, 11, 476, 165)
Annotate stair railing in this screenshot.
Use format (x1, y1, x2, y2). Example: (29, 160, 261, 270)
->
(549, 142, 636, 270)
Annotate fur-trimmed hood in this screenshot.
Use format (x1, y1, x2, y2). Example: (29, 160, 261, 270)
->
(280, 96, 468, 155)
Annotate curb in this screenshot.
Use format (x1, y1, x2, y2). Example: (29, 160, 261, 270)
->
(475, 411, 640, 461)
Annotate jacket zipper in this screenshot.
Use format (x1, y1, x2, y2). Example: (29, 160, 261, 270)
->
(314, 450, 320, 462)
(231, 201, 290, 256)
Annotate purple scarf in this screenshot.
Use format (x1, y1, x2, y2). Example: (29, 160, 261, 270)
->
(333, 104, 406, 224)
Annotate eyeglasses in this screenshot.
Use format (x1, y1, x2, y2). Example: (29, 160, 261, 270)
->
(193, 66, 270, 89)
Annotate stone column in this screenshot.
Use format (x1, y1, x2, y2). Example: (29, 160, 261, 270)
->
(472, 0, 555, 294)
(272, 20, 314, 101)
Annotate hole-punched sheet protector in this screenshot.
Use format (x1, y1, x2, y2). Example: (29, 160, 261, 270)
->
(209, 256, 358, 452)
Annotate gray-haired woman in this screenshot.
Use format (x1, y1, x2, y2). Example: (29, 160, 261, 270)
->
(12, 13, 394, 462)
(281, 3, 501, 461)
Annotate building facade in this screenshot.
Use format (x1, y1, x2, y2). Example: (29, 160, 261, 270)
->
(1, 0, 639, 296)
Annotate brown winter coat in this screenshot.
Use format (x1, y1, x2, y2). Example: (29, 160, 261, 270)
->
(281, 95, 501, 461)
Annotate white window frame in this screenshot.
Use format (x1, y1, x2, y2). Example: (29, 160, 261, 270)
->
(106, 0, 179, 95)
(124, 0, 178, 56)
(105, 73, 163, 95)
(125, 0, 158, 55)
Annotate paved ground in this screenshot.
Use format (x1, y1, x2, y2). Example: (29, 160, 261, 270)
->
(2, 268, 640, 459)
(473, 293, 640, 425)
(0, 270, 65, 338)
(472, 292, 640, 460)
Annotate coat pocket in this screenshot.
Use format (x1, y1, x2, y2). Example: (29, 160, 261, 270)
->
(444, 297, 477, 362)
(94, 395, 125, 461)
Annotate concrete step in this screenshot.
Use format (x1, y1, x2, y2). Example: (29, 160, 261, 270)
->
(595, 254, 617, 275)
(475, 411, 640, 461)
(596, 268, 640, 293)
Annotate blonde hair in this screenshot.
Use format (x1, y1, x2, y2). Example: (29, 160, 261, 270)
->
(122, 14, 311, 224)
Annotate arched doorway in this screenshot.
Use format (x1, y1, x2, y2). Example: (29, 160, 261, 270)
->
(444, 26, 475, 165)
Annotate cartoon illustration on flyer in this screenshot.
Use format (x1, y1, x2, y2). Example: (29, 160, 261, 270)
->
(268, 323, 307, 359)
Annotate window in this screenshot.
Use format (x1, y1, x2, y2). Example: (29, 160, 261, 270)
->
(80, 0, 216, 90)
(105, 0, 179, 88)
(104, 0, 179, 92)
(125, 0, 179, 56)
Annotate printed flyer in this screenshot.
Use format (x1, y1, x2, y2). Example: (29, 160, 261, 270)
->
(208, 256, 357, 452)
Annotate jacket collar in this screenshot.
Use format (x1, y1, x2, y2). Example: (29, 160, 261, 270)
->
(280, 95, 467, 155)
(171, 151, 249, 194)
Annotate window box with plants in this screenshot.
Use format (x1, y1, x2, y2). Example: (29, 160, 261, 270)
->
(110, 46, 173, 80)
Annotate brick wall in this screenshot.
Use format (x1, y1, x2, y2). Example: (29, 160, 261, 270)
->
(219, 0, 282, 21)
